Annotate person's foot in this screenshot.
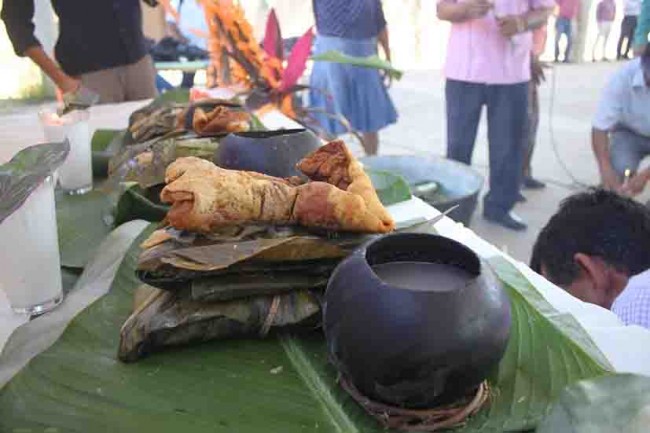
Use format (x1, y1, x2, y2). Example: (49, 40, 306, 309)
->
(523, 177, 546, 189)
(516, 192, 527, 203)
(484, 210, 528, 231)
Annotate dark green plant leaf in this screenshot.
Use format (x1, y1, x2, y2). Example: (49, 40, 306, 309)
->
(311, 50, 403, 80)
(92, 129, 127, 178)
(155, 88, 191, 105)
(0, 229, 615, 432)
(537, 373, 650, 433)
(114, 184, 169, 225)
(56, 189, 114, 268)
(457, 257, 611, 432)
(366, 168, 412, 206)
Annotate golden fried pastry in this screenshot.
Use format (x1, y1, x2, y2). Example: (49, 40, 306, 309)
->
(159, 141, 395, 233)
(192, 106, 251, 136)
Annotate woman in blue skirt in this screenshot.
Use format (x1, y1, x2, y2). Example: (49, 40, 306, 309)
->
(310, 0, 398, 155)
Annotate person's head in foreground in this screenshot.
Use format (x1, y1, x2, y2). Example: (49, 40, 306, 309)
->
(531, 189, 650, 313)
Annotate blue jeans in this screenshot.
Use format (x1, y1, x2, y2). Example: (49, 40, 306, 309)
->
(610, 129, 650, 178)
(555, 17, 573, 62)
(445, 79, 529, 216)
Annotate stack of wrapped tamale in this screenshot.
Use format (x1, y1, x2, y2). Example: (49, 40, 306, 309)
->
(118, 140, 395, 362)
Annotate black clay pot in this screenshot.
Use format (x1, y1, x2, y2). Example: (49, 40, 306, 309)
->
(324, 233, 511, 408)
(214, 129, 321, 178)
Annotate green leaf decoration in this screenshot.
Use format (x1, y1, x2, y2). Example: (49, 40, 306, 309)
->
(114, 184, 169, 226)
(155, 88, 191, 105)
(0, 229, 614, 432)
(56, 189, 114, 269)
(457, 257, 611, 432)
(92, 129, 127, 178)
(366, 168, 412, 206)
(537, 373, 650, 433)
(311, 50, 403, 80)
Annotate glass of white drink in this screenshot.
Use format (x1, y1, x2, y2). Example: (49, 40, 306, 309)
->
(0, 175, 63, 315)
(39, 108, 93, 194)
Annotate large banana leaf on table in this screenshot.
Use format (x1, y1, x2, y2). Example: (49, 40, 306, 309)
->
(0, 221, 612, 432)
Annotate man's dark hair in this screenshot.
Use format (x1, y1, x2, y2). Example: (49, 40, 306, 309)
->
(530, 189, 650, 285)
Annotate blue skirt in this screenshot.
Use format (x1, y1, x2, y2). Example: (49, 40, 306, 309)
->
(309, 34, 398, 135)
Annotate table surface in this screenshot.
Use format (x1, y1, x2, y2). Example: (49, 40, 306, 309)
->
(155, 60, 209, 72)
(1, 98, 650, 379)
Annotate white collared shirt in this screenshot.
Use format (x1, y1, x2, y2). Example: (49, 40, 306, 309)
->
(612, 269, 650, 328)
(593, 59, 650, 137)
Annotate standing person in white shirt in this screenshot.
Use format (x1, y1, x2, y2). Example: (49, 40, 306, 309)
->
(617, 0, 641, 60)
(531, 189, 650, 329)
(592, 45, 650, 195)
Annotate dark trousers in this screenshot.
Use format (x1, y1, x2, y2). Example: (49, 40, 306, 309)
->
(445, 79, 529, 216)
(617, 15, 638, 59)
(555, 17, 573, 62)
(524, 80, 539, 179)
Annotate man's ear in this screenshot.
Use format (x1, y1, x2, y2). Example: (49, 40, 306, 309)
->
(574, 253, 609, 294)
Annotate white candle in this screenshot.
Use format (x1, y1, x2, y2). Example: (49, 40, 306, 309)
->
(0, 176, 63, 315)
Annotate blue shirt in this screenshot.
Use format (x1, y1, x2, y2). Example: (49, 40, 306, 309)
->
(1, 0, 148, 76)
(313, 0, 387, 40)
(592, 58, 650, 137)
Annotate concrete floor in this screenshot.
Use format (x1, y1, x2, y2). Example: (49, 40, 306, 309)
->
(0, 61, 640, 264)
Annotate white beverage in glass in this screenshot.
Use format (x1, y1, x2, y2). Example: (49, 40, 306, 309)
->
(58, 110, 93, 195)
(0, 176, 63, 315)
(39, 108, 93, 192)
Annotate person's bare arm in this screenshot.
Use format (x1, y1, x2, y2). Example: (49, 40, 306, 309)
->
(24, 46, 80, 93)
(378, 27, 391, 62)
(498, 7, 553, 37)
(592, 127, 621, 190)
(437, 0, 492, 23)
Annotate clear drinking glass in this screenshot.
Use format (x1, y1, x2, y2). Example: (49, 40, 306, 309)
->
(0, 176, 63, 315)
(39, 109, 93, 195)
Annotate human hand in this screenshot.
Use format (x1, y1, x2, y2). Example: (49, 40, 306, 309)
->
(58, 74, 81, 95)
(619, 168, 650, 197)
(497, 15, 525, 38)
(464, 0, 493, 20)
(599, 164, 622, 191)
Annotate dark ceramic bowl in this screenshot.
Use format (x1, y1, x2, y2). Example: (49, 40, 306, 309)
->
(214, 129, 321, 178)
(324, 233, 511, 408)
(361, 156, 484, 227)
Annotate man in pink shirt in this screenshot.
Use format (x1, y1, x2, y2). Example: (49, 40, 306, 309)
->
(437, 0, 553, 230)
(554, 0, 581, 62)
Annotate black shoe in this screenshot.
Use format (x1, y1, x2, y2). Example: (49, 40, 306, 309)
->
(523, 177, 546, 189)
(516, 193, 527, 202)
(484, 210, 528, 231)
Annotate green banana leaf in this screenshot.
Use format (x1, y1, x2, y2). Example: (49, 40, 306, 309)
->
(366, 169, 412, 206)
(114, 184, 169, 225)
(311, 50, 403, 80)
(0, 226, 612, 432)
(56, 189, 114, 269)
(537, 373, 650, 433)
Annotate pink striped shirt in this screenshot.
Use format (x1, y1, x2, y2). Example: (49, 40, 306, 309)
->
(441, 0, 554, 84)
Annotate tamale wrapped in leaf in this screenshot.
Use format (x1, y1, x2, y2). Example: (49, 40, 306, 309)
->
(190, 273, 327, 302)
(118, 285, 320, 362)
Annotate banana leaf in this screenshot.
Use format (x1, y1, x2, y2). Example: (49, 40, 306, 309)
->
(118, 285, 321, 362)
(56, 189, 114, 269)
(114, 184, 169, 225)
(0, 224, 613, 432)
(311, 50, 404, 80)
(92, 129, 126, 178)
(537, 373, 650, 433)
(366, 169, 411, 206)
